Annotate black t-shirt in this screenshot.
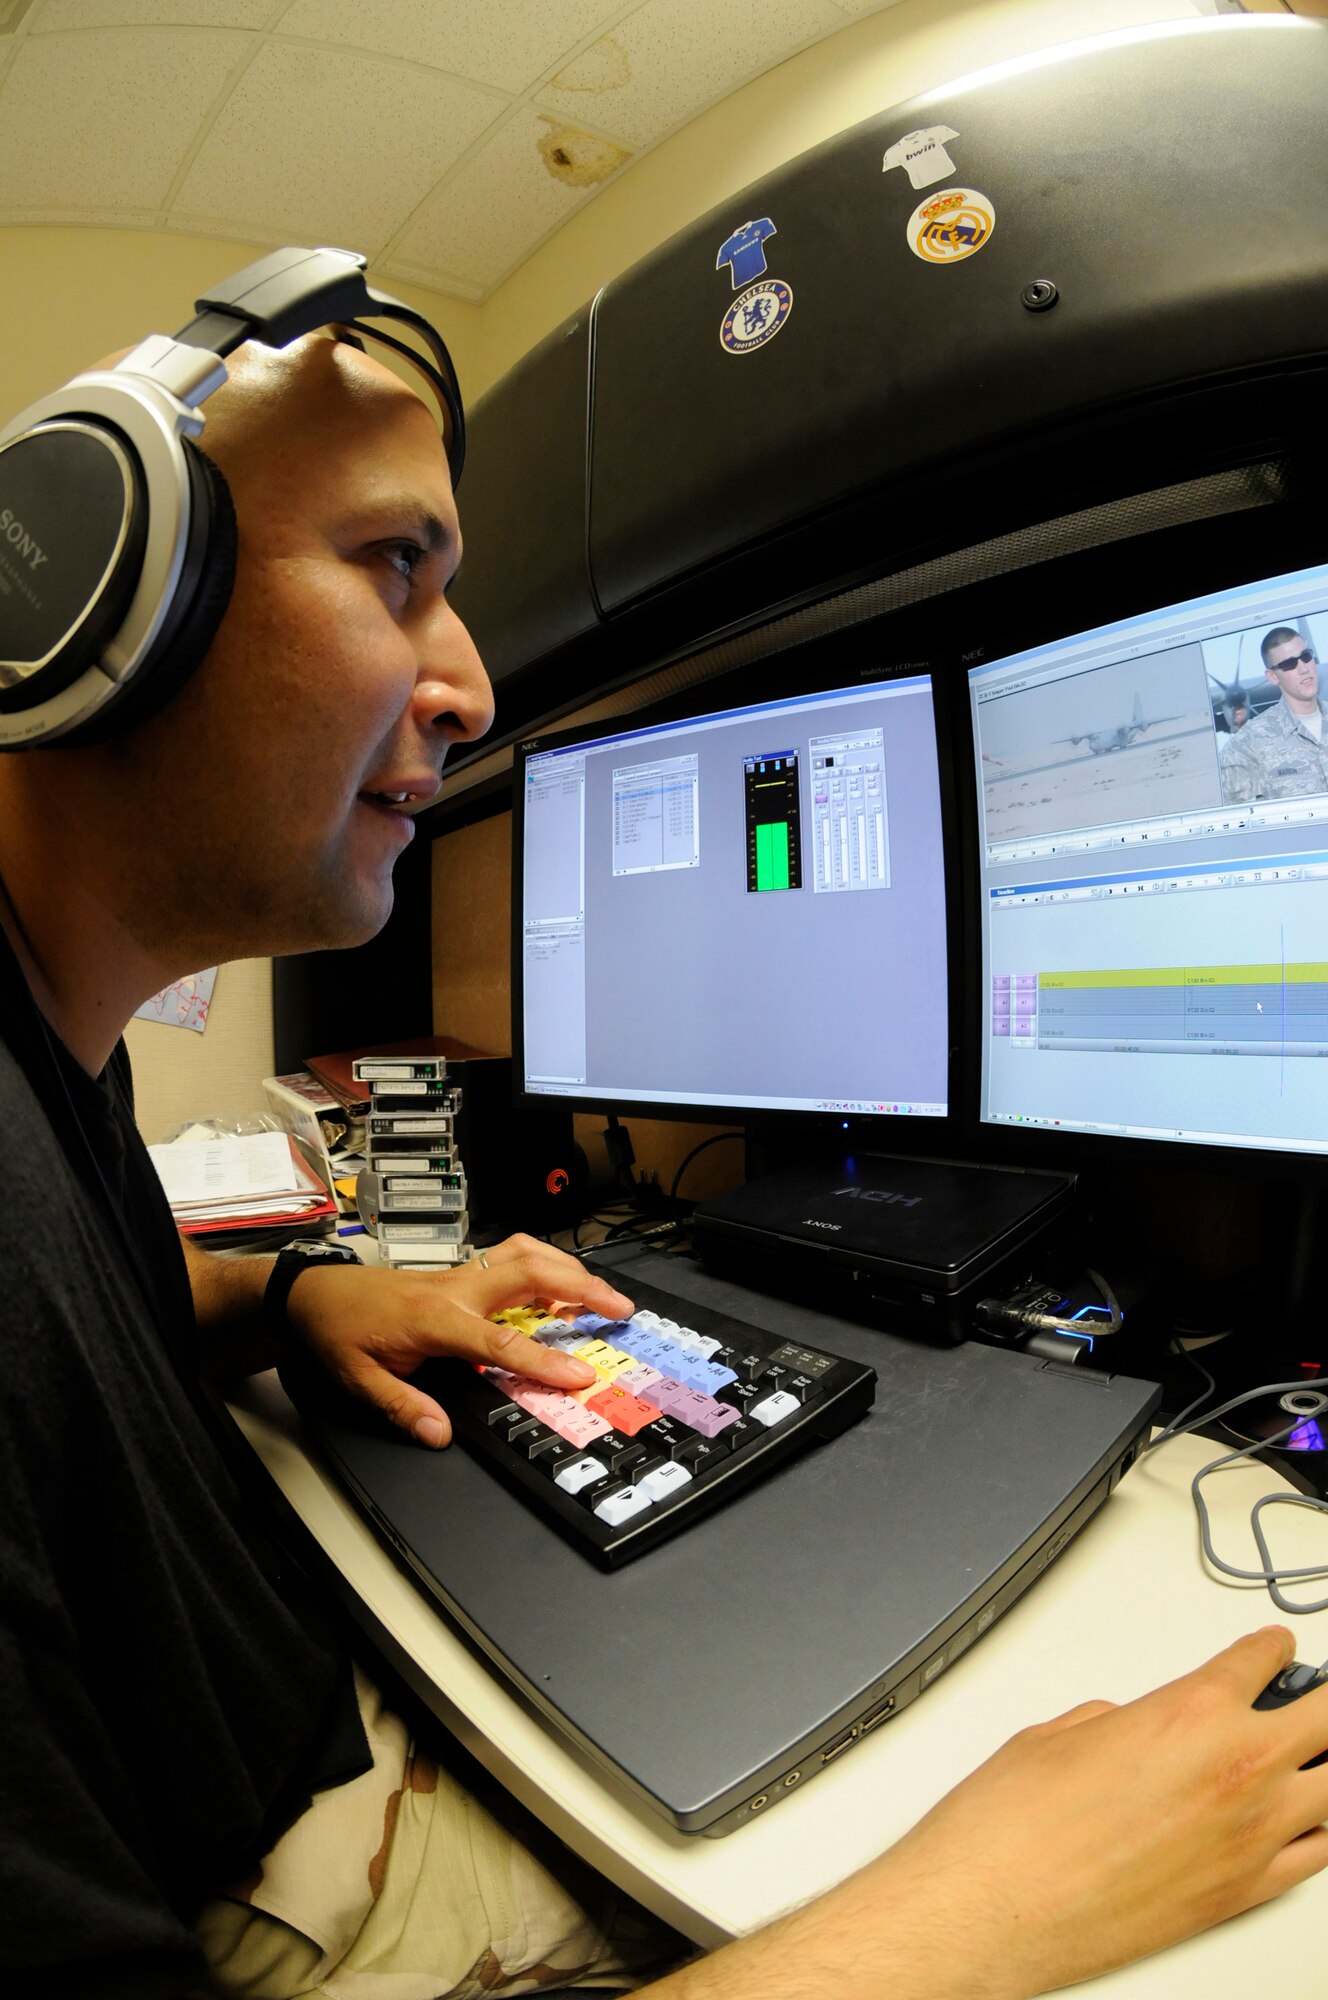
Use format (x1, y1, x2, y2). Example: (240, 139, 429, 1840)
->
(0, 932, 369, 1997)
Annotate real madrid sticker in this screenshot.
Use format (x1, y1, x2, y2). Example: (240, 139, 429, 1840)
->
(907, 187, 995, 264)
(721, 279, 792, 354)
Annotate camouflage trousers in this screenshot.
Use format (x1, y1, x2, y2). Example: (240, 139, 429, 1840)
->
(194, 1666, 691, 2000)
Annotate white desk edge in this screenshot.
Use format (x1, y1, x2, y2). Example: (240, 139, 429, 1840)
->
(225, 1373, 1328, 1999)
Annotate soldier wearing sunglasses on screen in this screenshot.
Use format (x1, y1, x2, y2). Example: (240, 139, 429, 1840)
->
(1220, 624, 1328, 803)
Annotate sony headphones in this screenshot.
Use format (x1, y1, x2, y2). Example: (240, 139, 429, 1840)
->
(0, 245, 465, 750)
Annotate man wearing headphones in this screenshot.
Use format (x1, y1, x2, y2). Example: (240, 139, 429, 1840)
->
(1, 252, 1327, 2000)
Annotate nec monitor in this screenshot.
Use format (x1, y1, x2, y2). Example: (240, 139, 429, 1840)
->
(514, 662, 952, 1131)
(968, 558, 1328, 1164)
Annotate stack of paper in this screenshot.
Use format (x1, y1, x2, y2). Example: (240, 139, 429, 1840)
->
(147, 1129, 338, 1238)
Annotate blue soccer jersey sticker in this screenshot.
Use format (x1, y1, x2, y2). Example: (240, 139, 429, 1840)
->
(720, 279, 793, 354)
(717, 217, 777, 288)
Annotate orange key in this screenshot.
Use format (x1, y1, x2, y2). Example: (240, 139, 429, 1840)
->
(586, 1383, 663, 1437)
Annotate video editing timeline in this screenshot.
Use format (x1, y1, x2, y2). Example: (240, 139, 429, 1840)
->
(995, 962, 1328, 1057)
(970, 559, 1328, 1152)
(520, 675, 948, 1117)
(744, 751, 803, 892)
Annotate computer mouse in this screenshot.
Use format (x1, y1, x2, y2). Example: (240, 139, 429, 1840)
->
(1253, 1662, 1328, 1768)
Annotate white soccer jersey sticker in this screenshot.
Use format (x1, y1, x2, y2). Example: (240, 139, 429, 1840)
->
(883, 124, 960, 191)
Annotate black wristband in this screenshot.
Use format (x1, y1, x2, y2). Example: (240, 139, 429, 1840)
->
(264, 1238, 361, 1336)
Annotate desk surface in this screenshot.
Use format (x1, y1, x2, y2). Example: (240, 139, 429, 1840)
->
(227, 1359, 1328, 1998)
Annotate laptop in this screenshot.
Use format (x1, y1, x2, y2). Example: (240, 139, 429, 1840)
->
(283, 1241, 1160, 1836)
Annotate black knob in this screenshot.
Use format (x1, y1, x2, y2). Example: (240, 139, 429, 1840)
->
(1021, 279, 1059, 312)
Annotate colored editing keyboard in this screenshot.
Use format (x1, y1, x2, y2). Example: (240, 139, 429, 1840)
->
(418, 1273, 877, 1567)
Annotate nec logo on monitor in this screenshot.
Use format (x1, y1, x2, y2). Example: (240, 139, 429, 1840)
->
(832, 1186, 923, 1207)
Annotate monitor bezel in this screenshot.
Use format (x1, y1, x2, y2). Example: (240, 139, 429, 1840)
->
(509, 615, 968, 1150)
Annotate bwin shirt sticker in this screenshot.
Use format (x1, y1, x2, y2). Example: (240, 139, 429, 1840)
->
(883, 124, 959, 192)
(907, 187, 995, 264)
(721, 278, 793, 354)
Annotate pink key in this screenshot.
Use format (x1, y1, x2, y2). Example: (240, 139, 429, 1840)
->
(562, 1405, 613, 1448)
(512, 1384, 580, 1427)
(617, 1363, 663, 1397)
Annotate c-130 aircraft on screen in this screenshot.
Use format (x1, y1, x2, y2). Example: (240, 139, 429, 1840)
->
(1056, 691, 1183, 756)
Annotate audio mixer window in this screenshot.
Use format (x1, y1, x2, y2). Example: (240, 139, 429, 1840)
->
(744, 750, 802, 892)
(810, 729, 890, 894)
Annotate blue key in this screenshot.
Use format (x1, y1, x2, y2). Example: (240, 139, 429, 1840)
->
(690, 1359, 738, 1395)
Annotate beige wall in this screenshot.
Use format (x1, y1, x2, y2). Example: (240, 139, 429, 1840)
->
(0, 225, 484, 431)
(0, 0, 1200, 1140)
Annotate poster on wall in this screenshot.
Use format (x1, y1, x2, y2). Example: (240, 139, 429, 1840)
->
(134, 968, 218, 1035)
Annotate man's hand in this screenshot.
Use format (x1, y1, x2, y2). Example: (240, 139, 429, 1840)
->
(643, 1625, 1328, 2000)
(283, 1234, 632, 1447)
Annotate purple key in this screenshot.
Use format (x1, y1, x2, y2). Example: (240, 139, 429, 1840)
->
(687, 1397, 741, 1439)
(647, 1375, 695, 1419)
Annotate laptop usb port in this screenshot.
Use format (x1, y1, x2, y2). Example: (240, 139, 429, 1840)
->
(860, 1695, 897, 1734)
(821, 1724, 860, 1765)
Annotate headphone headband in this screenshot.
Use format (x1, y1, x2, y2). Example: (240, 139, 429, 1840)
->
(177, 247, 465, 483)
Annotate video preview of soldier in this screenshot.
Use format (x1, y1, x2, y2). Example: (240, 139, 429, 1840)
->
(1207, 612, 1328, 806)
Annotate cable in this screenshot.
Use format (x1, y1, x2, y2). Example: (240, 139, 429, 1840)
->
(974, 1268, 1123, 1347)
(572, 1201, 640, 1249)
(1142, 1358, 1328, 1652)
(668, 1131, 745, 1205)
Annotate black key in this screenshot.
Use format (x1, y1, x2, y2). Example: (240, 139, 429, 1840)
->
(721, 1415, 763, 1454)
(532, 1438, 582, 1476)
(644, 1416, 689, 1457)
(717, 1382, 760, 1412)
(496, 1411, 542, 1445)
(628, 1454, 668, 1486)
(784, 1373, 821, 1406)
(485, 1399, 523, 1427)
(677, 1437, 728, 1475)
(573, 1472, 625, 1510)
(518, 1422, 561, 1461)
(599, 1432, 648, 1476)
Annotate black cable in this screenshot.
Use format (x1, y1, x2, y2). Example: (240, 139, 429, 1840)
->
(668, 1131, 745, 1204)
(572, 1203, 639, 1249)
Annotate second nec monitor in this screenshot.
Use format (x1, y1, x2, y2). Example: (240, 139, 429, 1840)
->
(518, 671, 949, 1121)
(969, 559, 1328, 1160)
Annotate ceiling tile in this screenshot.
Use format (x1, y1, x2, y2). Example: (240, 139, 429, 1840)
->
(824, 0, 908, 17)
(0, 26, 249, 210)
(171, 39, 502, 256)
(277, 0, 620, 95)
(34, 1, 276, 28)
(534, 0, 844, 149)
(389, 104, 616, 296)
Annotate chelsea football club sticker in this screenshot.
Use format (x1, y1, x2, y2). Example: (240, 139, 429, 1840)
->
(721, 278, 793, 354)
(907, 187, 995, 264)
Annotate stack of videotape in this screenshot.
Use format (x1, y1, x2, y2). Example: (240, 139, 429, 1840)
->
(353, 1053, 471, 1271)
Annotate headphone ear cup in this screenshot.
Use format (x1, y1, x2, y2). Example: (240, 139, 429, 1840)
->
(63, 440, 237, 744)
